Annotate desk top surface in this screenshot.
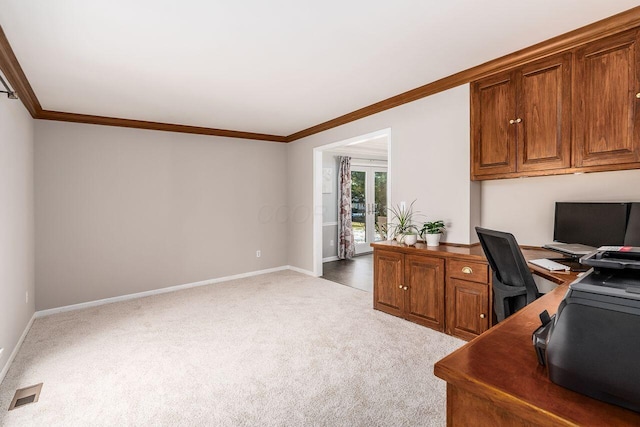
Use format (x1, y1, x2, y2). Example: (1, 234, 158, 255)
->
(434, 276, 640, 425)
(374, 240, 640, 422)
(371, 240, 574, 283)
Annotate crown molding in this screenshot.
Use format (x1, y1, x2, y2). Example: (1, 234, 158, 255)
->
(38, 110, 288, 142)
(2, 6, 640, 143)
(0, 26, 42, 117)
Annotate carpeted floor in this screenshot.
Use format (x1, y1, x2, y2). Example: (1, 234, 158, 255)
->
(0, 270, 464, 426)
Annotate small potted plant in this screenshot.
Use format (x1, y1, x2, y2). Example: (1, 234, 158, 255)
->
(388, 200, 419, 245)
(420, 220, 446, 247)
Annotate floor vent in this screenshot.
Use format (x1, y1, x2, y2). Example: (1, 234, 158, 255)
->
(8, 383, 43, 411)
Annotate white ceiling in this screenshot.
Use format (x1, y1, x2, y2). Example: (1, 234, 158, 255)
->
(0, 1, 638, 136)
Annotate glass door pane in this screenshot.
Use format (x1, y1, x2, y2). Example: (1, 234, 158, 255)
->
(374, 170, 387, 242)
(351, 170, 366, 245)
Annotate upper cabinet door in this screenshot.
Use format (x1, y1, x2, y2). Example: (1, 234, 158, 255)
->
(574, 30, 640, 167)
(516, 53, 572, 172)
(471, 71, 517, 179)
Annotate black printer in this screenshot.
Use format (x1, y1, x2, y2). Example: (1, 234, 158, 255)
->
(533, 246, 640, 413)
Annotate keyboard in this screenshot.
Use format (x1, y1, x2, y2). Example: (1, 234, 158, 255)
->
(530, 258, 571, 272)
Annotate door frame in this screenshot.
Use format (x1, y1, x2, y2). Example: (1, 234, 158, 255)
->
(312, 128, 392, 277)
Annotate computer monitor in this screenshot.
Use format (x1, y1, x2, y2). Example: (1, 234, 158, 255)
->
(625, 203, 640, 246)
(553, 202, 629, 247)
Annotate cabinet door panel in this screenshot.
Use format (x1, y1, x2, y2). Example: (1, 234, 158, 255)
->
(471, 71, 517, 178)
(405, 255, 445, 331)
(517, 53, 571, 171)
(446, 278, 489, 341)
(373, 251, 405, 317)
(574, 30, 640, 167)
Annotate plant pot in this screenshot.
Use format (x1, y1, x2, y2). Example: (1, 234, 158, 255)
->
(403, 233, 418, 246)
(425, 233, 441, 247)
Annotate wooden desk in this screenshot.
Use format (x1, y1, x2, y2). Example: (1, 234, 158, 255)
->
(371, 241, 572, 340)
(434, 270, 640, 426)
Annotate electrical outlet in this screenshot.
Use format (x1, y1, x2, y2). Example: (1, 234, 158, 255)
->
(25, 291, 28, 304)
(256, 250, 261, 258)
(330, 239, 334, 246)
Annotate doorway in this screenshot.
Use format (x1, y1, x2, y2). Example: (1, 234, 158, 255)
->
(351, 165, 388, 254)
(312, 128, 391, 278)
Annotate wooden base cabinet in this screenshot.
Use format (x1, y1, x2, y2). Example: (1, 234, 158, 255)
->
(445, 259, 491, 340)
(374, 249, 445, 332)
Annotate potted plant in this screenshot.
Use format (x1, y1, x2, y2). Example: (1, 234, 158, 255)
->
(420, 220, 446, 247)
(388, 200, 419, 245)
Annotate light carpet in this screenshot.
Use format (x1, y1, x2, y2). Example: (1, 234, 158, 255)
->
(0, 271, 464, 426)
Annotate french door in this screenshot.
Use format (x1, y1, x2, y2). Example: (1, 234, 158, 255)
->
(351, 166, 388, 254)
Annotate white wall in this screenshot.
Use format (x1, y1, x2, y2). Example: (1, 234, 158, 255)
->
(481, 169, 640, 246)
(0, 97, 35, 380)
(287, 85, 478, 272)
(322, 152, 338, 259)
(35, 121, 289, 311)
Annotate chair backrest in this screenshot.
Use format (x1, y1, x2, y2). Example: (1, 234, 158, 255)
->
(475, 227, 538, 303)
(624, 203, 640, 246)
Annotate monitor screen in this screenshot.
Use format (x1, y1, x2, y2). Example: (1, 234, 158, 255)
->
(553, 202, 629, 247)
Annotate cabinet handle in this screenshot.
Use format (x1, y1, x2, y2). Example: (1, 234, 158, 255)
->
(403, 286, 408, 290)
(636, 93, 640, 99)
(399, 285, 403, 289)
(509, 119, 515, 125)
(480, 314, 486, 319)
(461, 266, 473, 274)
(515, 118, 522, 123)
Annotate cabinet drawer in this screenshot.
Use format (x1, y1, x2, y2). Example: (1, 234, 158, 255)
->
(448, 259, 488, 284)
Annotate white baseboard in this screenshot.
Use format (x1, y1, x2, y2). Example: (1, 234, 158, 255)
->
(0, 313, 35, 386)
(323, 256, 339, 262)
(287, 265, 317, 277)
(35, 265, 291, 318)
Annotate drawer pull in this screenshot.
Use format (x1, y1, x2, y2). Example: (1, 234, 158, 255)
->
(480, 313, 486, 319)
(403, 286, 408, 291)
(461, 266, 473, 274)
(399, 285, 403, 289)
(636, 93, 640, 99)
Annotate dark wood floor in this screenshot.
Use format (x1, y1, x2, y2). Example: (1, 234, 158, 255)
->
(321, 253, 373, 292)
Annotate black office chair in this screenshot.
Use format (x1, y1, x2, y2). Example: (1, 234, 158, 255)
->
(624, 203, 640, 246)
(475, 227, 541, 323)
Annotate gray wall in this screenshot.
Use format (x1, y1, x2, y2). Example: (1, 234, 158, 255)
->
(288, 85, 478, 273)
(35, 121, 288, 311)
(0, 98, 35, 377)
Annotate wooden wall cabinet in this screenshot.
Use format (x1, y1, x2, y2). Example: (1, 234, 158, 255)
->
(471, 71, 517, 177)
(471, 53, 571, 180)
(471, 29, 640, 180)
(445, 259, 491, 341)
(374, 249, 445, 332)
(573, 29, 640, 168)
